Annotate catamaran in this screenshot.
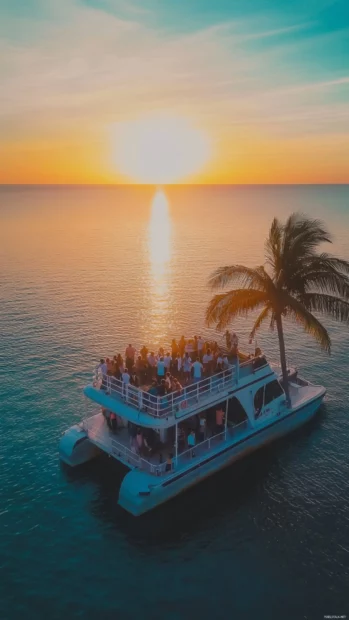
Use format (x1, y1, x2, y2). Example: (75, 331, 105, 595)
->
(59, 348, 326, 516)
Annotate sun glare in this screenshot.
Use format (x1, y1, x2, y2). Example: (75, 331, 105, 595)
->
(112, 116, 210, 183)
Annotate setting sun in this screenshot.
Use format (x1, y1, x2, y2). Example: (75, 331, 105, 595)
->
(111, 116, 211, 184)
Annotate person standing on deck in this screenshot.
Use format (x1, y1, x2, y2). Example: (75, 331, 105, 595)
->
(171, 339, 178, 361)
(188, 430, 196, 457)
(175, 353, 183, 377)
(199, 415, 206, 442)
(215, 407, 225, 436)
(183, 352, 192, 384)
(164, 352, 172, 373)
(140, 345, 148, 361)
(216, 352, 223, 373)
(179, 335, 186, 357)
(157, 356, 165, 381)
(148, 352, 157, 379)
(197, 336, 204, 360)
(96, 358, 107, 389)
(125, 344, 136, 372)
(202, 348, 213, 376)
(192, 358, 203, 383)
(122, 368, 130, 398)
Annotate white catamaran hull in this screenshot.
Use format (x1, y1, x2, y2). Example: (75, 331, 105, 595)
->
(59, 425, 100, 467)
(118, 393, 324, 516)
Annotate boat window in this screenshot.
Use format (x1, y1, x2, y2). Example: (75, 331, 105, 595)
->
(264, 380, 284, 405)
(227, 397, 248, 424)
(254, 386, 264, 412)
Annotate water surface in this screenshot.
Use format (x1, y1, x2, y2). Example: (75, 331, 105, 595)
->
(0, 185, 349, 619)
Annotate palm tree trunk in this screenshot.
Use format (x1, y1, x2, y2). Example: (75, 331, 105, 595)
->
(275, 313, 291, 406)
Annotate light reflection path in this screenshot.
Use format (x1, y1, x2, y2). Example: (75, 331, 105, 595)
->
(147, 189, 172, 344)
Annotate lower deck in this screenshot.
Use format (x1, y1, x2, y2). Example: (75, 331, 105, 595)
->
(82, 412, 250, 476)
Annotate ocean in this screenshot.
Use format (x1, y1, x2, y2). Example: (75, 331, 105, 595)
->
(0, 185, 348, 619)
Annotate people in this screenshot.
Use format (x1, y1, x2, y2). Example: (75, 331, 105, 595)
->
(130, 366, 139, 387)
(178, 335, 186, 357)
(96, 358, 107, 389)
(175, 353, 182, 377)
(125, 344, 136, 371)
(216, 352, 223, 373)
(199, 415, 206, 442)
(197, 336, 204, 359)
(187, 430, 196, 457)
(164, 352, 172, 373)
(110, 411, 117, 433)
(222, 354, 229, 369)
(140, 345, 148, 361)
(192, 357, 203, 383)
(157, 379, 167, 397)
(157, 356, 165, 381)
(202, 348, 213, 376)
(122, 367, 130, 397)
(171, 339, 178, 360)
(165, 372, 172, 391)
(165, 453, 173, 472)
(183, 352, 192, 384)
(148, 351, 157, 379)
(215, 406, 225, 435)
(136, 428, 143, 454)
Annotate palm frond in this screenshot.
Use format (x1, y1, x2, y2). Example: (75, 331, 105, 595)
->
(208, 265, 268, 291)
(301, 293, 349, 323)
(283, 213, 332, 257)
(249, 305, 271, 340)
(265, 217, 282, 272)
(284, 294, 331, 353)
(206, 289, 268, 330)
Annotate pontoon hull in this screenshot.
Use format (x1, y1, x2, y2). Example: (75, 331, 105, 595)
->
(118, 393, 324, 516)
(59, 425, 101, 467)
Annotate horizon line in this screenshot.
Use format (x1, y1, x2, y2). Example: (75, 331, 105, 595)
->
(1, 183, 349, 188)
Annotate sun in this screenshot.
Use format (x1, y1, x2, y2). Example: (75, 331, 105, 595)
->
(111, 115, 211, 184)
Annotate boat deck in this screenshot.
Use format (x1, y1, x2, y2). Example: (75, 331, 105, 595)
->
(92, 357, 266, 420)
(82, 413, 250, 476)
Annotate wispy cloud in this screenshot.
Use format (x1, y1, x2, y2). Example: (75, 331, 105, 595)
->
(0, 0, 348, 182)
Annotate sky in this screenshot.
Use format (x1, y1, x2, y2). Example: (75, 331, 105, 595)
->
(0, 0, 348, 184)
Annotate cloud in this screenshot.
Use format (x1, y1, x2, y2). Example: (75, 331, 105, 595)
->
(0, 0, 348, 183)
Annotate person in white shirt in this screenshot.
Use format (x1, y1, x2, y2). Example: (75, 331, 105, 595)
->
(175, 353, 182, 377)
(216, 354, 223, 372)
(122, 369, 130, 384)
(223, 355, 229, 369)
(147, 352, 157, 379)
(202, 348, 213, 375)
(97, 358, 107, 377)
(97, 358, 107, 389)
(164, 353, 172, 371)
(122, 368, 130, 398)
(157, 357, 165, 379)
(192, 358, 203, 383)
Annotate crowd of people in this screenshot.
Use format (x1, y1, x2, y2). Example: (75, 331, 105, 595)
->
(96, 334, 239, 397)
(102, 404, 228, 468)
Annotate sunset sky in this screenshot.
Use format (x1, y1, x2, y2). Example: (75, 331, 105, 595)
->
(1, 0, 348, 184)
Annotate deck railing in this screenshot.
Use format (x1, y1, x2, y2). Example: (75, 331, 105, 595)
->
(91, 361, 257, 417)
(84, 418, 250, 477)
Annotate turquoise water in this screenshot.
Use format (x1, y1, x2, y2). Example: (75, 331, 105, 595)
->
(0, 185, 349, 619)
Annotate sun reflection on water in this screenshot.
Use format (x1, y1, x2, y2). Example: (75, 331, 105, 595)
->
(147, 189, 172, 341)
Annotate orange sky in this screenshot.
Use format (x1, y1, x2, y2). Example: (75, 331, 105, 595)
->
(1, 1, 349, 184)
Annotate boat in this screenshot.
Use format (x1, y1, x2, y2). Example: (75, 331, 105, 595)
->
(59, 349, 326, 516)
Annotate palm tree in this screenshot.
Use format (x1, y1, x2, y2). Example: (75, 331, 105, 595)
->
(206, 213, 349, 405)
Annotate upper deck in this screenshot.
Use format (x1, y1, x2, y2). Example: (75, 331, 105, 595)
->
(84, 355, 275, 426)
